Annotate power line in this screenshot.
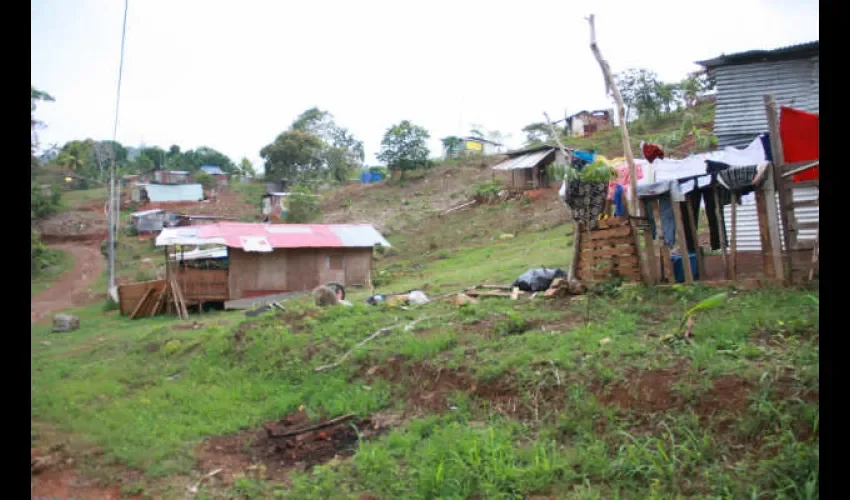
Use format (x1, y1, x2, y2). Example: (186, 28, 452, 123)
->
(107, 0, 129, 301)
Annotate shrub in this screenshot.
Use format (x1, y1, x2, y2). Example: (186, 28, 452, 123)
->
(285, 186, 321, 223)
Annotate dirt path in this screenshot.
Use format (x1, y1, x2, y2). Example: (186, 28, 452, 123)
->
(31, 241, 106, 324)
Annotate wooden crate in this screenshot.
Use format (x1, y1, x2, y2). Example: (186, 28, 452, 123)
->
(574, 217, 642, 283)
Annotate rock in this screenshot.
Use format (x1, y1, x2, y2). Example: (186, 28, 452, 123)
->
(452, 293, 478, 306)
(600, 337, 612, 346)
(52, 314, 80, 333)
(499, 233, 515, 240)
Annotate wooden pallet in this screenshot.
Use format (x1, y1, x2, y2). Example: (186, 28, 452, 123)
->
(573, 217, 642, 283)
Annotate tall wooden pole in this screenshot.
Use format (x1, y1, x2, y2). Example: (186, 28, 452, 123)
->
(587, 14, 639, 217)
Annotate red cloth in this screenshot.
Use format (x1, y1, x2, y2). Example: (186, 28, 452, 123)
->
(642, 142, 665, 163)
(779, 106, 818, 182)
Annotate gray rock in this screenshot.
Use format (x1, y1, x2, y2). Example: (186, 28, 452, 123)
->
(52, 314, 80, 333)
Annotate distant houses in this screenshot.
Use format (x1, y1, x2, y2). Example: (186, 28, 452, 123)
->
(441, 136, 504, 159)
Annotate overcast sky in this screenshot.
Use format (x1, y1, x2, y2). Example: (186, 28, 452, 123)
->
(31, 0, 818, 172)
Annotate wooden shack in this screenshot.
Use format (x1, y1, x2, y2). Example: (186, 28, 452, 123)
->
(121, 223, 391, 316)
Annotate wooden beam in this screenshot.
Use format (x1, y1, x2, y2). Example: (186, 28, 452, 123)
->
(130, 288, 155, 320)
(685, 197, 706, 280)
(730, 193, 738, 281)
(570, 221, 582, 281)
(587, 14, 640, 217)
(713, 186, 731, 280)
(672, 201, 694, 283)
(809, 228, 819, 281)
(651, 199, 669, 282)
(755, 189, 776, 280)
(764, 94, 795, 282)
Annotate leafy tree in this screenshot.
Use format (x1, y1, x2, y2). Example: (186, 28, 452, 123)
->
(260, 130, 326, 185)
(193, 146, 236, 174)
(680, 71, 714, 108)
(31, 87, 55, 174)
(521, 122, 553, 146)
(376, 120, 431, 179)
(238, 157, 256, 178)
(442, 136, 463, 157)
(615, 68, 665, 121)
(290, 107, 364, 184)
(193, 171, 216, 190)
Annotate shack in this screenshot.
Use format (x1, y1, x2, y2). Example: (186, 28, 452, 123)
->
(144, 223, 390, 310)
(132, 183, 204, 203)
(130, 209, 168, 233)
(491, 145, 567, 190)
(696, 40, 818, 282)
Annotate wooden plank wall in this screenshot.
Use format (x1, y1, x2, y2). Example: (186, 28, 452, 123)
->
(118, 279, 167, 315)
(574, 217, 642, 283)
(174, 268, 229, 302)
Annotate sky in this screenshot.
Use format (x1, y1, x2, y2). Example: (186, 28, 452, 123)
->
(31, 0, 818, 173)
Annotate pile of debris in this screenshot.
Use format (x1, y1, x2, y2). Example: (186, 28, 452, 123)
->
(543, 277, 588, 298)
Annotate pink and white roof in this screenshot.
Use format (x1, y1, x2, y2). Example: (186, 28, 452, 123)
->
(155, 222, 391, 252)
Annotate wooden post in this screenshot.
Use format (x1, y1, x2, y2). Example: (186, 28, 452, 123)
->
(685, 198, 706, 280)
(809, 228, 819, 281)
(673, 201, 694, 283)
(759, 166, 785, 283)
(764, 95, 795, 283)
(730, 193, 738, 281)
(651, 199, 668, 282)
(713, 186, 731, 280)
(570, 221, 583, 281)
(587, 14, 639, 217)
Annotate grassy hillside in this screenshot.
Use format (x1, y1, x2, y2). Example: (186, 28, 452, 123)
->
(32, 125, 818, 498)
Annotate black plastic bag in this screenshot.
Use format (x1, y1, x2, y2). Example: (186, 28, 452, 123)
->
(512, 267, 567, 292)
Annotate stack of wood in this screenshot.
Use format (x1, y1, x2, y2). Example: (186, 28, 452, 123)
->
(544, 278, 588, 298)
(129, 279, 189, 320)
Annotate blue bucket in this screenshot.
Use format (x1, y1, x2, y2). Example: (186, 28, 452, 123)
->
(671, 252, 699, 282)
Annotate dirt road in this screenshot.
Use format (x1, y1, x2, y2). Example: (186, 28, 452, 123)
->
(31, 242, 106, 324)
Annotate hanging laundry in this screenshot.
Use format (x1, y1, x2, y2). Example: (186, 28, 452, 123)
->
(613, 184, 626, 217)
(567, 181, 609, 229)
(607, 159, 647, 200)
(640, 141, 665, 163)
(715, 163, 770, 196)
(779, 106, 819, 182)
(759, 133, 773, 163)
(638, 181, 683, 248)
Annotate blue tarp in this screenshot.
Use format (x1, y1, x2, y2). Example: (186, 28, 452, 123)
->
(361, 171, 385, 184)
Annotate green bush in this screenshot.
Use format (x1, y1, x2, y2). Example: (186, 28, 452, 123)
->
(285, 186, 321, 223)
(31, 182, 61, 221)
(31, 227, 56, 275)
(565, 159, 618, 183)
(473, 180, 502, 200)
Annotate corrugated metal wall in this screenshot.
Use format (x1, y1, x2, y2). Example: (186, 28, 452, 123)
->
(711, 56, 819, 149)
(723, 186, 818, 252)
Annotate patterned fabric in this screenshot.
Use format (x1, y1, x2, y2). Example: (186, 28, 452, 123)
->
(716, 163, 769, 195)
(567, 181, 609, 229)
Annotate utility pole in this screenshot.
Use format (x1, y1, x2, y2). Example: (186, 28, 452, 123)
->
(107, 0, 129, 302)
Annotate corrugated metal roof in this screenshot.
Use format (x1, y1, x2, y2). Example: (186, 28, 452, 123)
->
(697, 41, 818, 68)
(156, 223, 391, 250)
(170, 247, 228, 261)
(200, 166, 226, 175)
(131, 209, 164, 217)
(156, 227, 227, 247)
(709, 56, 818, 149)
(137, 183, 204, 202)
(492, 149, 554, 171)
(331, 225, 392, 248)
(723, 186, 818, 252)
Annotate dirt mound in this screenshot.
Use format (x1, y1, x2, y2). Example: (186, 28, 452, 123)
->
(198, 411, 393, 483)
(594, 368, 684, 413)
(362, 357, 477, 413)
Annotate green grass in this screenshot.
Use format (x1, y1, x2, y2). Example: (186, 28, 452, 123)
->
(31, 149, 818, 498)
(32, 248, 74, 296)
(60, 187, 108, 208)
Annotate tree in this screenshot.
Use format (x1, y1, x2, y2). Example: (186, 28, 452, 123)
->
(193, 171, 216, 190)
(441, 136, 463, 157)
(680, 71, 714, 108)
(291, 107, 364, 184)
(615, 68, 664, 121)
(376, 120, 431, 179)
(238, 157, 256, 178)
(31, 87, 55, 174)
(521, 122, 553, 146)
(260, 130, 326, 185)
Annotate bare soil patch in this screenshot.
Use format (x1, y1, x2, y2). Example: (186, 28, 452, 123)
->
(198, 410, 395, 484)
(31, 241, 106, 324)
